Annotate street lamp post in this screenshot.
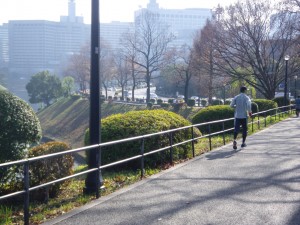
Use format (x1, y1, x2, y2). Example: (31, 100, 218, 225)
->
(284, 55, 290, 107)
(294, 75, 298, 99)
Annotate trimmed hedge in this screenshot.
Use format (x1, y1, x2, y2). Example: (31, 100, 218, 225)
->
(272, 96, 291, 108)
(85, 110, 201, 169)
(28, 142, 74, 201)
(252, 99, 278, 116)
(192, 105, 234, 134)
(187, 99, 195, 107)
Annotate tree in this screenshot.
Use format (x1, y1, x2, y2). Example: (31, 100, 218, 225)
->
(212, 0, 300, 99)
(192, 20, 223, 104)
(167, 45, 195, 102)
(64, 43, 90, 93)
(0, 89, 41, 183)
(123, 10, 174, 102)
(62, 76, 75, 97)
(26, 70, 63, 107)
(113, 53, 131, 99)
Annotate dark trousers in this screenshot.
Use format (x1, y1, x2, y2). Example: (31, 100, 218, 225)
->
(234, 118, 248, 142)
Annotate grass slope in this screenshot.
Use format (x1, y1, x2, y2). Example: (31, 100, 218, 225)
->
(37, 98, 155, 148)
(38, 97, 202, 148)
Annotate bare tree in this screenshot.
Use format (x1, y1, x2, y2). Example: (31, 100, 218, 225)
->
(123, 10, 174, 102)
(99, 39, 114, 99)
(64, 43, 90, 93)
(113, 53, 131, 99)
(192, 20, 224, 104)
(120, 30, 143, 101)
(212, 0, 300, 99)
(167, 45, 195, 102)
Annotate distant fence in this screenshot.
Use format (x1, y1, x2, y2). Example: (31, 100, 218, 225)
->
(0, 105, 294, 225)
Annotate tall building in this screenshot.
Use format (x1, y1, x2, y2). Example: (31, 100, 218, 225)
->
(0, 23, 8, 68)
(134, 0, 212, 47)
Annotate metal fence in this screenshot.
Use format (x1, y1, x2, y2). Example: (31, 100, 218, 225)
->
(0, 105, 294, 225)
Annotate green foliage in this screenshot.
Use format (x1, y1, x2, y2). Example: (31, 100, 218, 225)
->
(251, 102, 259, 114)
(201, 99, 207, 106)
(85, 110, 201, 169)
(187, 99, 195, 107)
(172, 102, 187, 112)
(191, 105, 234, 134)
(62, 76, 75, 97)
(0, 90, 42, 163)
(147, 102, 153, 108)
(157, 99, 163, 105)
(272, 96, 290, 107)
(149, 99, 155, 104)
(168, 99, 174, 104)
(26, 70, 63, 106)
(161, 102, 170, 108)
(28, 141, 74, 201)
(252, 99, 278, 116)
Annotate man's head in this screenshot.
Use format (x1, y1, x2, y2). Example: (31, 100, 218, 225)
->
(240, 86, 248, 93)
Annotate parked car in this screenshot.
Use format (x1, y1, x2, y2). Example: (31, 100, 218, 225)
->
(177, 95, 184, 99)
(150, 93, 158, 99)
(190, 96, 199, 100)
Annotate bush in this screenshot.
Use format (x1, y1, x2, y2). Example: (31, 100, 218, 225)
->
(168, 99, 174, 104)
(172, 102, 187, 112)
(252, 99, 278, 116)
(192, 105, 234, 134)
(84, 110, 201, 169)
(161, 102, 170, 108)
(28, 142, 74, 201)
(157, 99, 163, 105)
(0, 90, 42, 189)
(187, 99, 195, 107)
(251, 102, 259, 115)
(147, 102, 153, 108)
(272, 96, 290, 108)
(201, 99, 207, 107)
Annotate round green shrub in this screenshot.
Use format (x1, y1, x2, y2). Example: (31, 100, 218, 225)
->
(201, 99, 207, 107)
(187, 99, 195, 107)
(85, 110, 201, 169)
(252, 99, 278, 116)
(191, 105, 234, 134)
(147, 102, 153, 108)
(28, 141, 74, 201)
(0, 90, 42, 163)
(157, 99, 163, 105)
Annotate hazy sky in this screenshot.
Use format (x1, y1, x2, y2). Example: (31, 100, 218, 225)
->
(0, 0, 237, 25)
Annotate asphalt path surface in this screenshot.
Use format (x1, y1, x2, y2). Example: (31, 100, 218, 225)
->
(44, 117, 300, 225)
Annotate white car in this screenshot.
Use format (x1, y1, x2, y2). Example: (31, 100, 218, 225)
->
(190, 96, 199, 100)
(150, 93, 158, 99)
(177, 95, 184, 99)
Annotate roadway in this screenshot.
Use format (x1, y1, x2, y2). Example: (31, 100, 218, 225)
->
(43, 117, 300, 225)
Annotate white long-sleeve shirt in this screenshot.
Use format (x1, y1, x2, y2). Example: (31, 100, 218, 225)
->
(230, 93, 252, 119)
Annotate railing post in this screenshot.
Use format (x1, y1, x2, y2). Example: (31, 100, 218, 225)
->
(191, 126, 195, 158)
(24, 161, 30, 225)
(208, 124, 212, 151)
(264, 112, 267, 127)
(140, 138, 145, 178)
(169, 132, 173, 165)
(222, 121, 225, 146)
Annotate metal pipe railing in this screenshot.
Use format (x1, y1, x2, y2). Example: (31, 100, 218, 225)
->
(0, 105, 294, 224)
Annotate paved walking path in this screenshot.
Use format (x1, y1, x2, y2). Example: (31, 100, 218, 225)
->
(44, 117, 300, 225)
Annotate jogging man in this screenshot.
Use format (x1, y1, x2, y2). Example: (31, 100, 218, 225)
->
(230, 86, 252, 149)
